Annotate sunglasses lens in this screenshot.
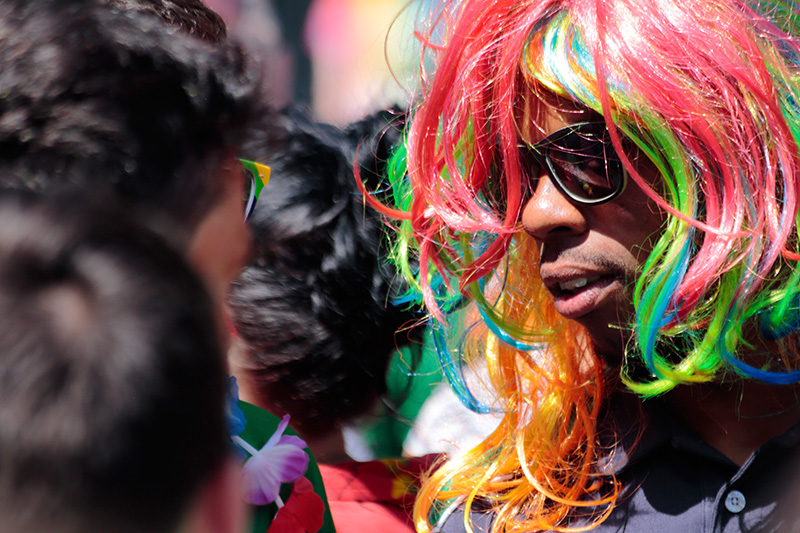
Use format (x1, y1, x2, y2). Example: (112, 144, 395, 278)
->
(547, 127, 623, 202)
(524, 123, 625, 204)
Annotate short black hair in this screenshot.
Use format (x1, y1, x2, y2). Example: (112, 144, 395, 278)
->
(229, 106, 422, 438)
(0, 0, 261, 241)
(97, 0, 227, 43)
(0, 190, 228, 533)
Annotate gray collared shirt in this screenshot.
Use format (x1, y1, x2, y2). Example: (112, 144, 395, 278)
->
(438, 396, 800, 532)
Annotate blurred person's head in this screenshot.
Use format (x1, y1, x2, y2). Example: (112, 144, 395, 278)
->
(0, 190, 240, 533)
(228, 107, 421, 444)
(0, 0, 264, 305)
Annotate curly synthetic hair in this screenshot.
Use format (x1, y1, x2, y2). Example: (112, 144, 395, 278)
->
(365, 0, 800, 530)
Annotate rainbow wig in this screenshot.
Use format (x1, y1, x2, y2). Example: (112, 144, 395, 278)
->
(365, 0, 800, 531)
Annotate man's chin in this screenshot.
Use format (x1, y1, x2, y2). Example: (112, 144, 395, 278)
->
(584, 327, 628, 369)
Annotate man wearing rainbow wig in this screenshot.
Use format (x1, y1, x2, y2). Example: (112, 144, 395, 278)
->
(370, 0, 800, 530)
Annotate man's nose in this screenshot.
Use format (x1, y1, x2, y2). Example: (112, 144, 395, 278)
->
(521, 172, 588, 241)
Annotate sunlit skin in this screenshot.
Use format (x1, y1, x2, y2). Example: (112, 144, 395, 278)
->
(519, 97, 664, 361)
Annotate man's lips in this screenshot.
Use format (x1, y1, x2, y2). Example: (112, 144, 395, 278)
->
(540, 269, 619, 319)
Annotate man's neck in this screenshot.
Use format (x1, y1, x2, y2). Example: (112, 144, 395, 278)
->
(665, 380, 800, 466)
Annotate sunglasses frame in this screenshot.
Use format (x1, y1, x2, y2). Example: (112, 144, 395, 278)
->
(524, 121, 627, 206)
(239, 158, 271, 221)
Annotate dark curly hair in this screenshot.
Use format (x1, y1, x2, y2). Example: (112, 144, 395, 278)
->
(229, 106, 423, 438)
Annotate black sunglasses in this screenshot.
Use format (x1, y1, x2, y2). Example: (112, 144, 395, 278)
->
(521, 121, 627, 205)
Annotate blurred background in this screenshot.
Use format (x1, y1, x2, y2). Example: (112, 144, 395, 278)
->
(205, 0, 425, 125)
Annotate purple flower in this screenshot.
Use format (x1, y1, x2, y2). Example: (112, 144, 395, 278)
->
(233, 415, 309, 506)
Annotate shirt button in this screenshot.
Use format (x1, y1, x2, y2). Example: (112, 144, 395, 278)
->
(725, 490, 746, 513)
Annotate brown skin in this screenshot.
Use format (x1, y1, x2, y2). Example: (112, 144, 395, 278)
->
(187, 156, 253, 349)
(519, 97, 663, 360)
(520, 96, 800, 465)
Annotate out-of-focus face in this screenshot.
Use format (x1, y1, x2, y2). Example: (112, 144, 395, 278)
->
(519, 97, 665, 360)
(187, 157, 253, 344)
